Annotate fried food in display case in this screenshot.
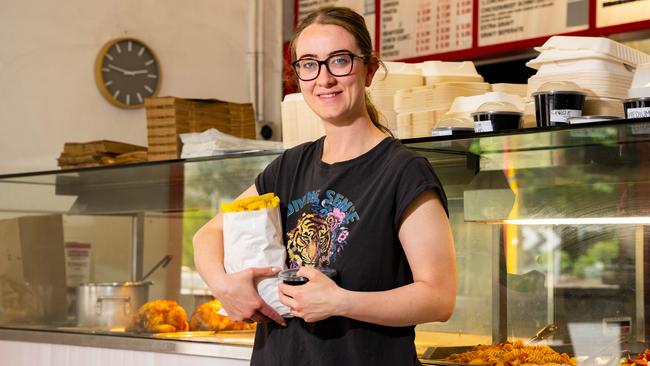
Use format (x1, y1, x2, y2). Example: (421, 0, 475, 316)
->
(190, 299, 255, 331)
(129, 299, 189, 333)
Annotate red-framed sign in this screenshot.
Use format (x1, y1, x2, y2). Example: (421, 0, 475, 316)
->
(373, 0, 650, 62)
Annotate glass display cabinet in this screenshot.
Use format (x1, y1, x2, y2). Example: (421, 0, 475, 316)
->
(0, 119, 649, 364)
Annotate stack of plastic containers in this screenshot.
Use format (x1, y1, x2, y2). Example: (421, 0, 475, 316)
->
(280, 93, 325, 148)
(526, 36, 650, 120)
(393, 61, 489, 138)
(368, 62, 423, 134)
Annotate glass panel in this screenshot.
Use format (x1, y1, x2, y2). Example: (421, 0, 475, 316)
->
(1, 120, 649, 358)
(409, 120, 650, 356)
(0, 152, 279, 335)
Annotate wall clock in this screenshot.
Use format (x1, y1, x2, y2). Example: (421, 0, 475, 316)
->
(94, 37, 161, 109)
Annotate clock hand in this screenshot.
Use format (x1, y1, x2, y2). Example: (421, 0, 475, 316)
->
(130, 69, 149, 75)
(107, 64, 132, 75)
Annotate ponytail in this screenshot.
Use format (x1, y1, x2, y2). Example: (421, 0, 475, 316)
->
(364, 92, 393, 136)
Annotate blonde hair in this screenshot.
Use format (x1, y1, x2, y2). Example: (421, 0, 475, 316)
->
(289, 6, 391, 136)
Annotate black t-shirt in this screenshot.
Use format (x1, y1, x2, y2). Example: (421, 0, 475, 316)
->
(251, 137, 447, 366)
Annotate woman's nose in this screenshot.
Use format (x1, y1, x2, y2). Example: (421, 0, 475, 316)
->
(315, 65, 336, 87)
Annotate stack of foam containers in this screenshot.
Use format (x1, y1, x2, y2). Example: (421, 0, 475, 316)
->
(280, 93, 325, 149)
(526, 36, 650, 120)
(368, 62, 423, 135)
(393, 61, 489, 138)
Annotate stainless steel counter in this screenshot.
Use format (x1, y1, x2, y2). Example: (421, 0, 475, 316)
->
(0, 327, 253, 360)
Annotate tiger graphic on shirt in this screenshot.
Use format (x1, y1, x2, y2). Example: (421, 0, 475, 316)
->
(286, 189, 359, 268)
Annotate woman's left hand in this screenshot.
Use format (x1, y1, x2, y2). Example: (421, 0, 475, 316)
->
(278, 267, 345, 322)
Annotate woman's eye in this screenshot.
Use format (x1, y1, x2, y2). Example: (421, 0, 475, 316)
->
(301, 60, 317, 69)
(330, 56, 350, 66)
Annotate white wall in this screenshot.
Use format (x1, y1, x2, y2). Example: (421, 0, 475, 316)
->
(0, 0, 282, 175)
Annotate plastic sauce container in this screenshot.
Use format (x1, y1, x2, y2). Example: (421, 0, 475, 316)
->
(471, 101, 523, 133)
(623, 97, 650, 119)
(278, 267, 337, 286)
(532, 81, 586, 127)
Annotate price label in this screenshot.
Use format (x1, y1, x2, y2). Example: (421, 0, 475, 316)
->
(550, 109, 581, 123)
(626, 107, 650, 119)
(474, 120, 493, 133)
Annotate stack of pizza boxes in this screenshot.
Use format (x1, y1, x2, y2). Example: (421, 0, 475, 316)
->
(145, 97, 257, 161)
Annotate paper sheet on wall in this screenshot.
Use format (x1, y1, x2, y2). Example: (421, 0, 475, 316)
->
(596, 0, 650, 28)
(478, 0, 589, 47)
(380, 0, 473, 60)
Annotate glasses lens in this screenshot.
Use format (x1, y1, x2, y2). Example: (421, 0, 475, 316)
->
(327, 54, 354, 76)
(294, 59, 320, 81)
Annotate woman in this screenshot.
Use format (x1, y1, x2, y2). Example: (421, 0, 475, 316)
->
(193, 6, 456, 365)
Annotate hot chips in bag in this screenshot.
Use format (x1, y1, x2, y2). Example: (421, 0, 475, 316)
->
(221, 193, 290, 316)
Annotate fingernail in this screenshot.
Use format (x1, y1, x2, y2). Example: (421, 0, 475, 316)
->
(271, 267, 281, 273)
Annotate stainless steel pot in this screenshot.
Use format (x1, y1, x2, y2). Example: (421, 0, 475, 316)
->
(76, 281, 152, 327)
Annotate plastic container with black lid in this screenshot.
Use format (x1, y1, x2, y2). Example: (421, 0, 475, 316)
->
(532, 81, 586, 127)
(623, 97, 650, 119)
(278, 267, 337, 286)
(471, 101, 523, 133)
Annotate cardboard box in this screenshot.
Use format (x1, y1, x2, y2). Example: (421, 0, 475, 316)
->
(145, 97, 257, 160)
(0, 214, 67, 322)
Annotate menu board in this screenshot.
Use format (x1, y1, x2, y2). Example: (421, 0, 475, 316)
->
(596, 0, 650, 28)
(380, 0, 473, 60)
(478, 0, 589, 47)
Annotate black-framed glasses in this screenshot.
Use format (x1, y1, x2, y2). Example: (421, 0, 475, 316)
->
(292, 52, 367, 81)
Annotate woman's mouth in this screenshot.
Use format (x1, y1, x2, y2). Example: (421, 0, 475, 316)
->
(317, 91, 342, 99)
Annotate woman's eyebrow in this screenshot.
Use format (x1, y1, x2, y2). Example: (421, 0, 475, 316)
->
(297, 49, 353, 60)
(328, 49, 352, 55)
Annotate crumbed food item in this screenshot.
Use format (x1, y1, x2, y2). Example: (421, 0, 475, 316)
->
(190, 299, 255, 331)
(445, 340, 576, 366)
(130, 299, 189, 333)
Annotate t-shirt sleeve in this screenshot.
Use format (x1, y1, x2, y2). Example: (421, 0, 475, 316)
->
(394, 157, 448, 229)
(255, 154, 283, 195)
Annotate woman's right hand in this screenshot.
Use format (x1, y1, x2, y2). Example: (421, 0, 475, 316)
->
(213, 266, 286, 326)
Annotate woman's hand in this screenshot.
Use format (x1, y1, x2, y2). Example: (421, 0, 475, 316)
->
(214, 266, 286, 326)
(278, 267, 345, 322)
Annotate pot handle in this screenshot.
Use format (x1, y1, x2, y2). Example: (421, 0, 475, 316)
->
(95, 296, 132, 316)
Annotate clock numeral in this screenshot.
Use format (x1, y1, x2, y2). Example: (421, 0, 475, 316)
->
(128, 41, 132, 52)
(144, 85, 154, 94)
(147, 74, 158, 79)
(113, 90, 121, 99)
(116, 44, 122, 54)
(126, 94, 131, 105)
(105, 54, 114, 61)
(102, 68, 110, 72)
(105, 80, 113, 87)
(138, 47, 145, 57)
(137, 93, 144, 103)
(145, 59, 154, 66)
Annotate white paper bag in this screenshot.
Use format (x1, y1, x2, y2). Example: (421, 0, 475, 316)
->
(222, 205, 290, 316)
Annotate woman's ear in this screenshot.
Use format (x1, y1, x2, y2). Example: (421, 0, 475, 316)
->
(365, 55, 380, 87)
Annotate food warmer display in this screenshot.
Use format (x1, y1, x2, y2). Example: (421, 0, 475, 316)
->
(0, 119, 649, 365)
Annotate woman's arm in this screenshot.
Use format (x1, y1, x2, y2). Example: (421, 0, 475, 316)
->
(193, 184, 286, 325)
(279, 190, 456, 326)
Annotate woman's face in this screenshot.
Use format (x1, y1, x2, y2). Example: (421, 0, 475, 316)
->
(294, 23, 377, 124)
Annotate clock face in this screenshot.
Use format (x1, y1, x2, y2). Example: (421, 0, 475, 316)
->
(95, 38, 161, 109)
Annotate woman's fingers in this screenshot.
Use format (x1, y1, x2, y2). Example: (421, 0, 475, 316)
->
(257, 301, 286, 326)
(250, 266, 282, 280)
